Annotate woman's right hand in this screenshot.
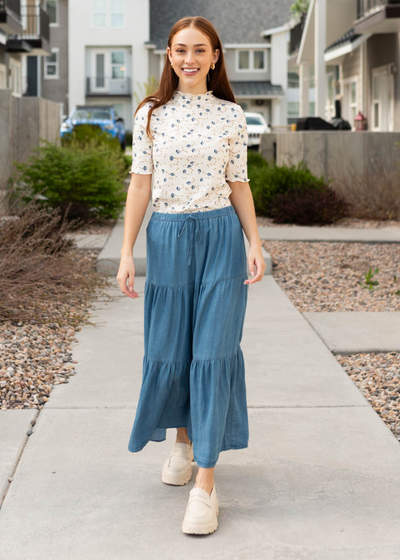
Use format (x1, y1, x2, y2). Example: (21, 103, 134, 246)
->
(116, 255, 139, 299)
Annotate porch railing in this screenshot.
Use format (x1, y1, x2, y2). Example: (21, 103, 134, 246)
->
(356, 0, 400, 19)
(0, 0, 21, 18)
(16, 5, 49, 43)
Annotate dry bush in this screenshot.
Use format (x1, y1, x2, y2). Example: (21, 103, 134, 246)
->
(0, 188, 111, 324)
(331, 140, 400, 220)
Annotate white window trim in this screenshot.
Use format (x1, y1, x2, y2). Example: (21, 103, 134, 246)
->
(44, 47, 59, 79)
(371, 63, 394, 132)
(235, 49, 268, 73)
(10, 58, 22, 96)
(325, 71, 335, 121)
(92, 0, 125, 29)
(342, 75, 358, 129)
(45, 0, 59, 27)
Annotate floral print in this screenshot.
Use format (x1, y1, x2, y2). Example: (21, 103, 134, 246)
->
(129, 89, 249, 213)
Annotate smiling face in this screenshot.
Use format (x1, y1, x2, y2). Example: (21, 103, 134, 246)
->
(167, 26, 220, 94)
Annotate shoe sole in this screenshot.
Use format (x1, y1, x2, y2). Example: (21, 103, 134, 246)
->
(161, 452, 195, 486)
(162, 467, 193, 486)
(182, 515, 219, 535)
(181, 503, 219, 535)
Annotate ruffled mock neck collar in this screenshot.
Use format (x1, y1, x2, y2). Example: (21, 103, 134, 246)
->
(172, 89, 214, 100)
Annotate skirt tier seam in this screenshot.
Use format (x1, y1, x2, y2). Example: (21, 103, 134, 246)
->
(145, 271, 247, 290)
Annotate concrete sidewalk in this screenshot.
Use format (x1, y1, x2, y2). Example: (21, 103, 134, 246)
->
(1, 216, 400, 558)
(258, 224, 400, 243)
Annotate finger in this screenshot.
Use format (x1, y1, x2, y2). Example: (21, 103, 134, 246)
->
(116, 272, 128, 293)
(127, 273, 135, 294)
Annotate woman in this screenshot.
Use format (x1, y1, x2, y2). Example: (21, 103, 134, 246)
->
(117, 15, 266, 536)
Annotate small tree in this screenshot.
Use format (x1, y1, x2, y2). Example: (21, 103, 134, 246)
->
(291, 0, 310, 17)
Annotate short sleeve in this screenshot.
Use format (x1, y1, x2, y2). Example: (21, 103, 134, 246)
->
(225, 106, 250, 183)
(129, 102, 154, 175)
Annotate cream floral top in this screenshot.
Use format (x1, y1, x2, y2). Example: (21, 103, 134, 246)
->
(129, 89, 250, 213)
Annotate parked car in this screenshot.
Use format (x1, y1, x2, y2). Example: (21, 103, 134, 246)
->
(60, 105, 126, 150)
(244, 112, 270, 147)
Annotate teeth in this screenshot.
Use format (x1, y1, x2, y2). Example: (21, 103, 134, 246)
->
(183, 69, 199, 73)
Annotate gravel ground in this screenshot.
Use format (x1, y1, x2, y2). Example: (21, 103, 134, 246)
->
(337, 352, 400, 443)
(263, 240, 400, 312)
(0, 249, 113, 411)
(257, 216, 400, 229)
(263, 239, 400, 444)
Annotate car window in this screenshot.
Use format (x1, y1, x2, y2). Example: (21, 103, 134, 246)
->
(71, 109, 112, 120)
(246, 116, 264, 126)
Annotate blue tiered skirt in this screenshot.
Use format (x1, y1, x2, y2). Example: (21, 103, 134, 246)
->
(128, 205, 249, 468)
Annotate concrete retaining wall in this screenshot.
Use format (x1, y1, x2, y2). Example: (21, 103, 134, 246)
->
(259, 131, 400, 214)
(0, 90, 61, 191)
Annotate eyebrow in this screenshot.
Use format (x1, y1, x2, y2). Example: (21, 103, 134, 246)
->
(174, 43, 207, 47)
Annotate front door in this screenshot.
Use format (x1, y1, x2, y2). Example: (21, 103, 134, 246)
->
(91, 49, 108, 94)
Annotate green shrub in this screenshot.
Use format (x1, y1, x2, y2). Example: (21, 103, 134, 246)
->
(246, 151, 349, 225)
(11, 133, 127, 222)
(125, 130, 133, 148)
(269, 186, 349, 225)
(248, 155, 328, 216)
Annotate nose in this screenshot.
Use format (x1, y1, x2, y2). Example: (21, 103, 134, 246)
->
(185, 51, 196, 64)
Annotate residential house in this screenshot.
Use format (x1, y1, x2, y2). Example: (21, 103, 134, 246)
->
(3, 0, 301, 134)
(297, 0, 400, 131)
(148, 0, 295, 128)
(67, 0, 150, 128)
(0, 0, 51, 96)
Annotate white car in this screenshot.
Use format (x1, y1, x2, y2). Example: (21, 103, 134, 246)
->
(244, 112, 270, 147)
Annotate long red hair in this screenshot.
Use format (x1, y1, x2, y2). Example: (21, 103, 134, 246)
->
(136, 16, 237, 140)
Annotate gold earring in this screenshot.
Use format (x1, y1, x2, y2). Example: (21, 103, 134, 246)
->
(171, 61, 173, 67)
(211, 63, 215, 70)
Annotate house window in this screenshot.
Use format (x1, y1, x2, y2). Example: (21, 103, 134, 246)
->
(93, 0, 107, 27)
(44, 48, 59, 78)
(237, 49, 266, 71)
(372, 73, 380, 130)
(111, 51, 125, 78)
(253, 51, 265, 70)
(309, 101, 315, 115)
(350, 81, 357, 123)
(288, 101, 299, 117)
(93, 0, 124, 28)
(10, 60, 21, 95)
(325, 73, 335, 121)
(45, 0, 58, 25)
(111, 0, 124, 27)
(238, 51, 250, 70)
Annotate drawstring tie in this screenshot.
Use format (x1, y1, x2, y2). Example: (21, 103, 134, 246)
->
(177, 215, 203, 266)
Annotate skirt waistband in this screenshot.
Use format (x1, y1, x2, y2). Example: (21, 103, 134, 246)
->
(150, 205, 235, 222)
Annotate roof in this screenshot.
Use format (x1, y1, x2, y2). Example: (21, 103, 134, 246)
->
(150, 0, 294, 49)
(325, 28, 361, 53)
(230, 80, 284, 97)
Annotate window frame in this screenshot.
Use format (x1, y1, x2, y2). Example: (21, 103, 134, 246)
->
(235, 49, 267, 73)
(44, 47, 60, 80)
(45, 0, 59, 27)
(342, 75, 358, 129)
(92, 0, 125, 29)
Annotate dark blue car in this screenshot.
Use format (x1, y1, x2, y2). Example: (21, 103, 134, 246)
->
(60, 105, 126, 150)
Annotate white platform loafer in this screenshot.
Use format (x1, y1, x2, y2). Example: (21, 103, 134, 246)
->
(161, 441, 195, 486)
(181, 483, 219, 535)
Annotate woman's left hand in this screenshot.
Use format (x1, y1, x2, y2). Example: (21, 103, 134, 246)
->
(244, 244, 266, 284)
